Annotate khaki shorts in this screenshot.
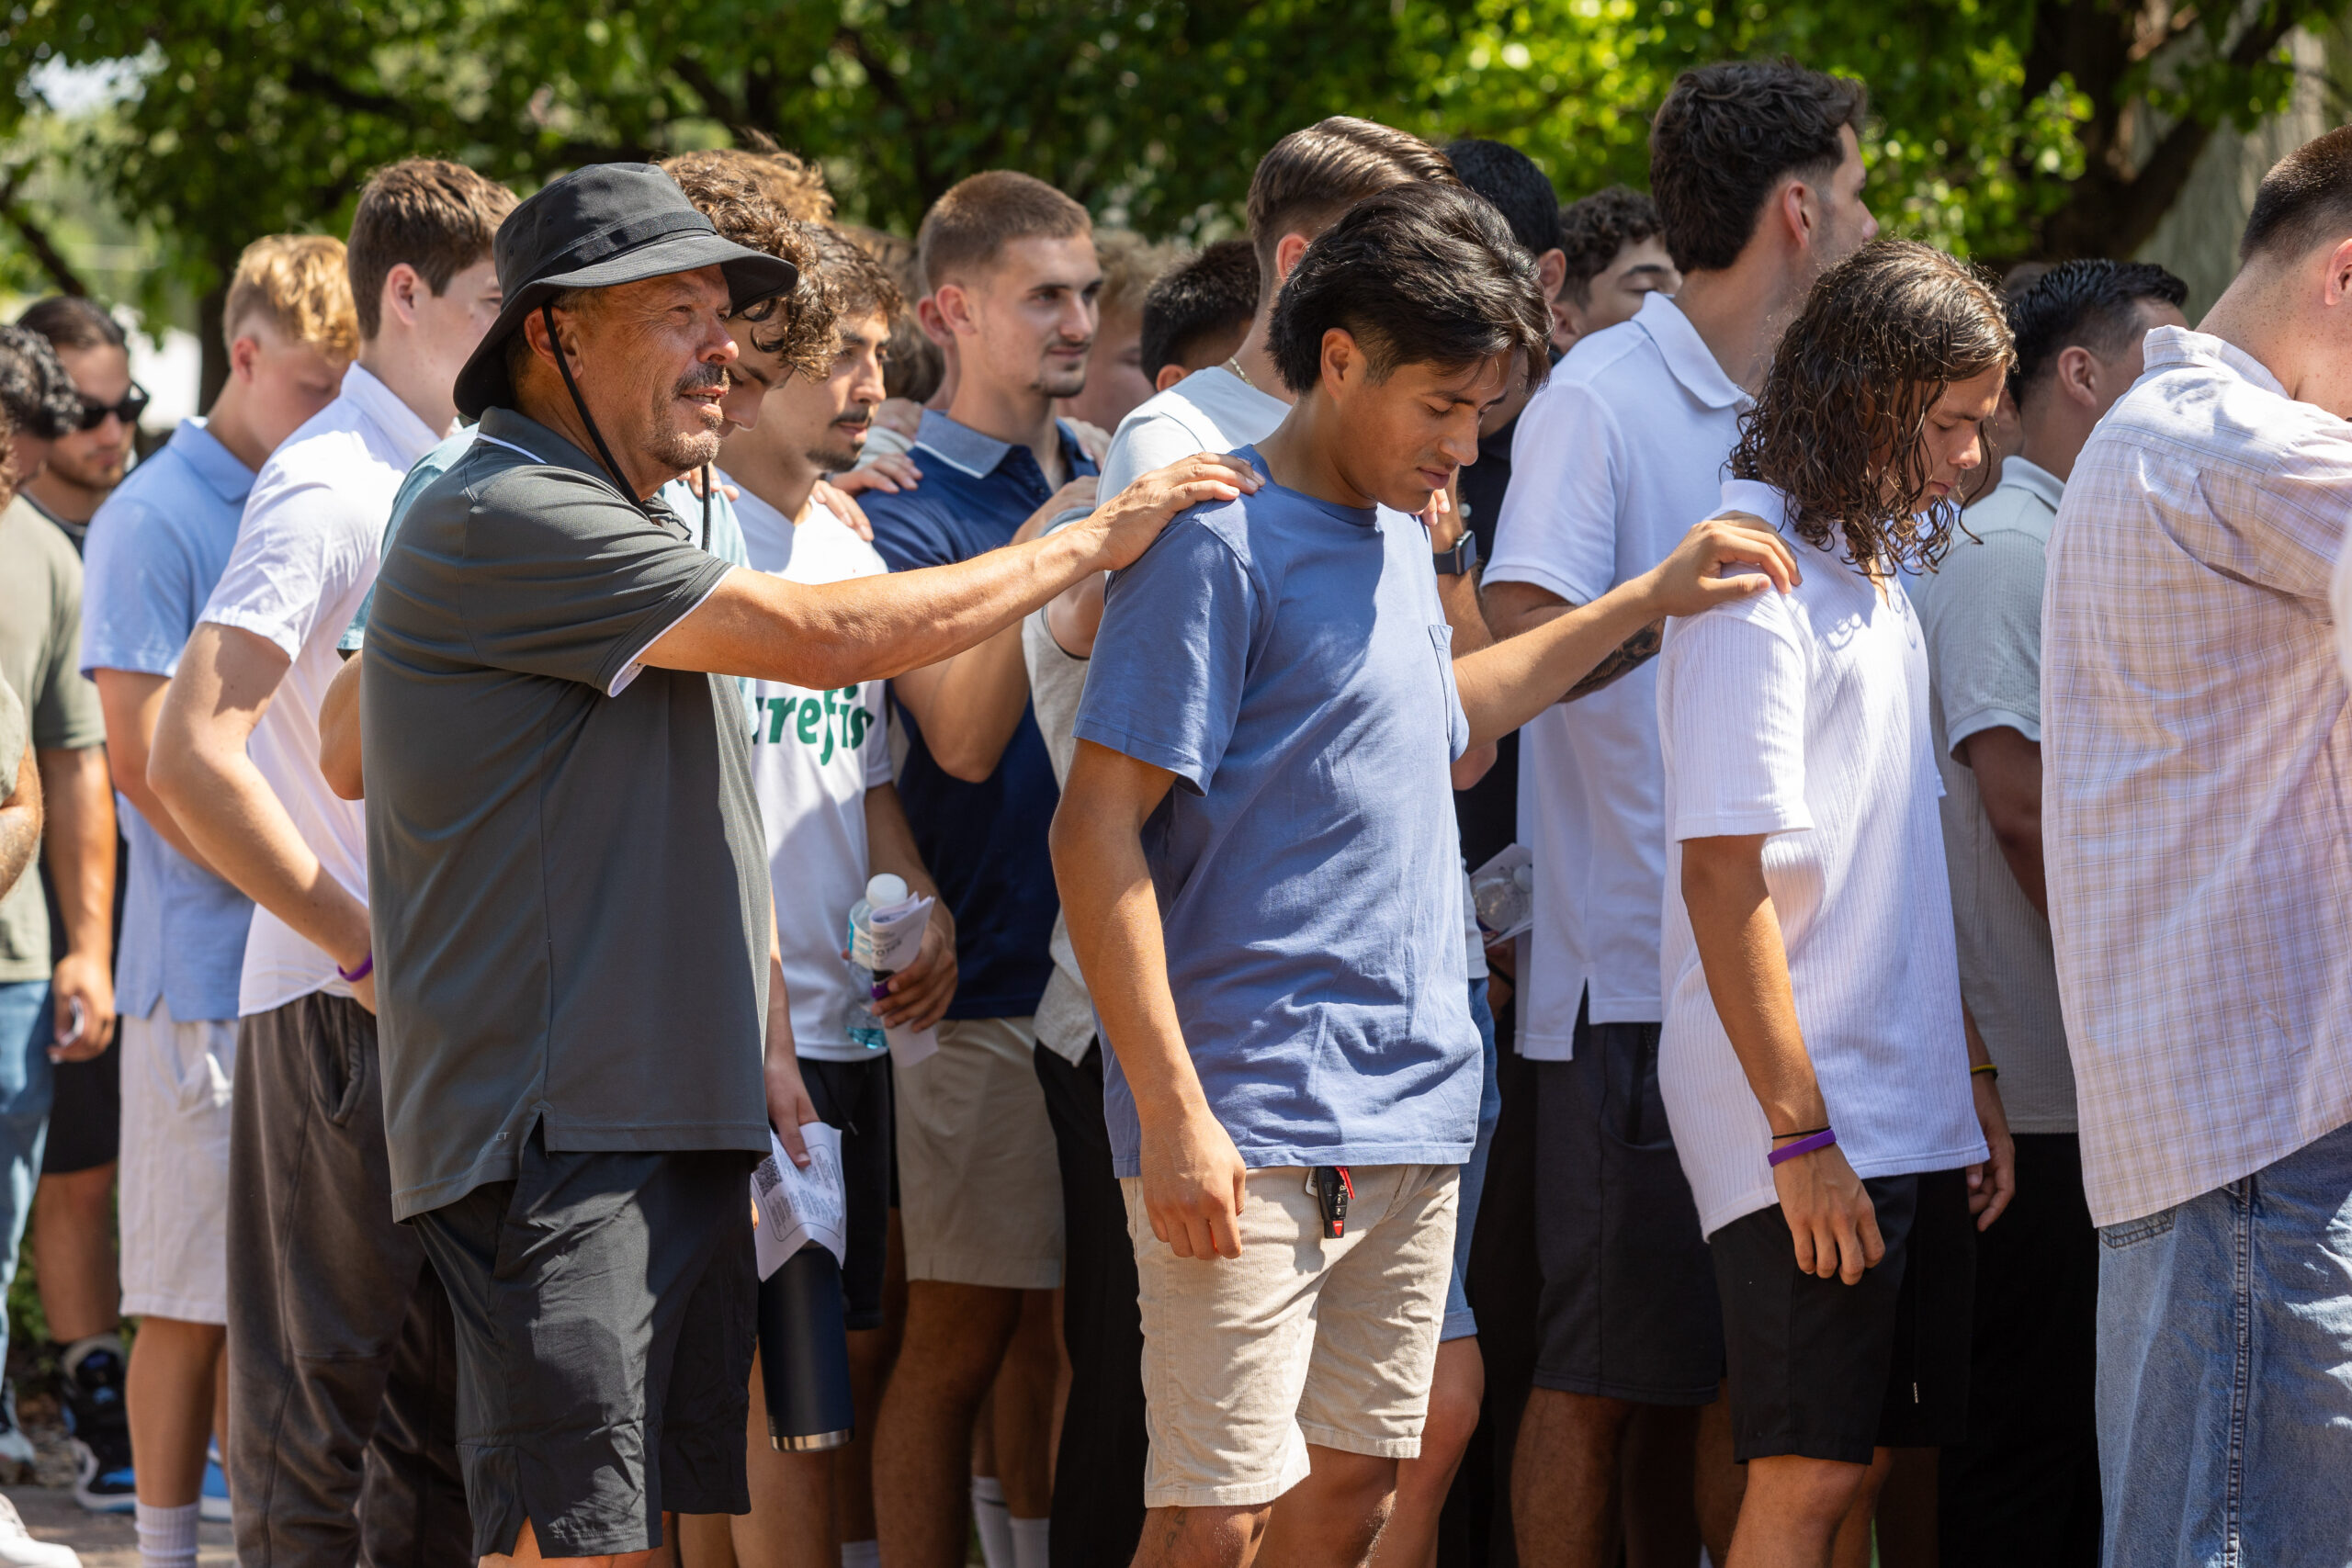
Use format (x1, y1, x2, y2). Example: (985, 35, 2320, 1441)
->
(893, 1016, 1064, 1289)
(119, 1003, 237, 1324)
(1123, 1163, 1458, 1508)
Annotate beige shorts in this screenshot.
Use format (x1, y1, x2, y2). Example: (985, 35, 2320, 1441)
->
(119, 1003, 238, 1324)
(1123, 1162, 1458, 1508)
(892, 1015, 1063, 1289)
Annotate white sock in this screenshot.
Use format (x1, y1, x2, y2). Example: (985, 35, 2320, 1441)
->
(971, 1475, 1013, 1568)
(136, 1500, 200, 1568)
(1009, 1514, 1050, 1568)
(840, 1541, 880, 1568)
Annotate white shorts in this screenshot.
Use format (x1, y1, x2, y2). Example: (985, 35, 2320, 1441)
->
(119, 1003, 237, 1324)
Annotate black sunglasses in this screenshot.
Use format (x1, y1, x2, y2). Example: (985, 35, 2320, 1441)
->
(76, 382, 150, 432)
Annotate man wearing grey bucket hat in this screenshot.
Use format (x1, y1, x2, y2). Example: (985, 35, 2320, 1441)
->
(359, 162, 1254, 1567)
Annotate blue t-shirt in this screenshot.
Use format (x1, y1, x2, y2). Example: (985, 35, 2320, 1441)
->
(864, 410, 1097, 1019)
(342, 425, 754, 727)
(79, 420, 257, 1022)
(1074, 447, 1480, 1176)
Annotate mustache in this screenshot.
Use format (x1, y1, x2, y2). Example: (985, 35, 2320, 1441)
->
(831, 409, 873, 429)
(676, 363, 729, 397)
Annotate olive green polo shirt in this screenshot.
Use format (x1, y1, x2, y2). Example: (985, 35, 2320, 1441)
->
(362, 407, 770, 1220)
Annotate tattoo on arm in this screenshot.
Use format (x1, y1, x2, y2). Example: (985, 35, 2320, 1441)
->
(1563, 620, 1663, 701)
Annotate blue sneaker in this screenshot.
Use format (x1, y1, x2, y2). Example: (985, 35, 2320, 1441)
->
(201, 1440, 231, 1524)
(60, 1337, 134, 1514)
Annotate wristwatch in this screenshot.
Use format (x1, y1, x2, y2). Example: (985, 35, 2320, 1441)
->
(1433, 531, 1479, 577)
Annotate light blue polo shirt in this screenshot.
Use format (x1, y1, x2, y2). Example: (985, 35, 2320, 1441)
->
(1074, 447, 1480, 1177)
(80, 420, 257, 1023)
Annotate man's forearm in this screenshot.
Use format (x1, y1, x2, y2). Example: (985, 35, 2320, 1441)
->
(1051, 784, 1206, 1126)
(0, 750, 40, 899)
(1453, 584, 1654, 748)
(651, 527, 1110, 693)
(94, 670, 220, 874)
(864, 784, 942, 902)
(888, 622, 1032, 784)
(1681, 835, 1827, 1133)
(38, 748, 114, 964)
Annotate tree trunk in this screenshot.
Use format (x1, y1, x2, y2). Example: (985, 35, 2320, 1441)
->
(198, 281, 229, 414)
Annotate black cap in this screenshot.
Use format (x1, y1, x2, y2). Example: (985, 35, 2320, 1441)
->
(454, 162, 799, 419)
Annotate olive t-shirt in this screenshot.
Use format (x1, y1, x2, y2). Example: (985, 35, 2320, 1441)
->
(362, 407, 770, 1220)
(0, 498, 106, 981)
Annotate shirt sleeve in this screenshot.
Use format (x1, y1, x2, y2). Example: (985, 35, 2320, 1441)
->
(1924, 532, 2045, 751)
(865, 495, 958, 575)
(1659, 603, 1812, 841)
(34, 544, 104, 752)
(2245, 423, 2352, 602)
(1487, 378, 1625, 606)
(445, 471, 733, 696)
(1073, 512, 1255, 794)
(1099, 407, 1214, 499)
(81, 495, 198, 679)
(202, 474, 372, 661)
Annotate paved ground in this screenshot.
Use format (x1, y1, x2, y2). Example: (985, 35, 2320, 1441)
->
(0, 1391, 232, 1566)
(4, 1486, 235, 1567)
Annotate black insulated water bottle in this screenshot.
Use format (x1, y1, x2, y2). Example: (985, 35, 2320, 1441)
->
(757, 1241, 856, 1450)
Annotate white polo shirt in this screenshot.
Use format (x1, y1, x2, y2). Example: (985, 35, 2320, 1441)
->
(198, 365, 440, 1016)
(1487, 292, 1747, 1051)
(1657, 479, 1985, 1235)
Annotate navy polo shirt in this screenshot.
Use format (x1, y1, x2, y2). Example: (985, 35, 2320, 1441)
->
(864, 410, 1097, 1019)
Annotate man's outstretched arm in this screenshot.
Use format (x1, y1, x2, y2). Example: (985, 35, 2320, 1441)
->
(889, 477, 1096, 783)
(1052, 739, 1247, 1262)
(1453, 516, 1799, 749)
(642, 457, 1253, 694)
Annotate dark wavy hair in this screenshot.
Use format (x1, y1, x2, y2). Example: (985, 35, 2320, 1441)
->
(1268, 181, 1552, 397)
(1729, 240, 2012, 572)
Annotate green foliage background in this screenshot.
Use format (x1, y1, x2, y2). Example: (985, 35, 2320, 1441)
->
(2, 0, 2347, 335)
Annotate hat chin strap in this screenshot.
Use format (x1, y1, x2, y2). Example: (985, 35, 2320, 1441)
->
(544, 301, 653, 520)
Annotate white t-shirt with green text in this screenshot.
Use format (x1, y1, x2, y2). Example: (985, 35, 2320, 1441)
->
(730, 476, 897, 1062)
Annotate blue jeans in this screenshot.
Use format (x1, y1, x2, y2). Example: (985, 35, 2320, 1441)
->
(0, 982, 54, 1374)
(1441, 976, 1502, 1341)
(2098, 1117, 2352, 1567)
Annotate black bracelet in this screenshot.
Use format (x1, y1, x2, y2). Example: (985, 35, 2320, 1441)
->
(1771, 1126, 1830, 1141)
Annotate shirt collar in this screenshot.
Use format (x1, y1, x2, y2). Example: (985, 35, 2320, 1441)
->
(911, 408, 1086, 480)
(1990, 455, 2064, 521)
(166, 418, 255, 504)
(475, 407, 694, 536)
(1634, 293, 1748, 412)
(339, 363, 445, 467)
(1718, 476, 1793, 536)
(2142, 323, 2289, 400)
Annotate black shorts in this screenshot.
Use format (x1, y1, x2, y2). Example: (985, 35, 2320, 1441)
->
(1711, 1167, 1975, 1465)
(800, 1055, 892, 1332)
(42, 1036, 119, 1174)
(1533, 996, 1724, 1404)
(413, 1130, 757, 1560)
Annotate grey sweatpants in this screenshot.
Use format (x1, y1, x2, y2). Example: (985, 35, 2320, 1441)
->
(227, 992, 470, 1567)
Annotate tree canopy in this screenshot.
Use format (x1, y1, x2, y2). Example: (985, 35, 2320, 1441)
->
(5, 0, 2344, 332)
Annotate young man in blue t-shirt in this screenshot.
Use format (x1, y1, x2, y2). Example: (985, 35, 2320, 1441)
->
(1053, 183, 1798, 1568)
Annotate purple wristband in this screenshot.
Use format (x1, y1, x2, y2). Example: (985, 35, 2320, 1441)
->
(337, 952, 374, 984)
(1767, 1126, 1838, 1167)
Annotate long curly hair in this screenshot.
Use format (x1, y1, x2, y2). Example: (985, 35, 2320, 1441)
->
(1729, 239, 2012, 573)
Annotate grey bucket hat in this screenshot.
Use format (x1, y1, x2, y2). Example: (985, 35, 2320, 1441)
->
(453, 162, 799, 419)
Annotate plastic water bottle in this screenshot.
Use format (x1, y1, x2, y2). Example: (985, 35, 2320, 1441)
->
(844, 873, 910, 1052)
(1472, 857, 1534, 941)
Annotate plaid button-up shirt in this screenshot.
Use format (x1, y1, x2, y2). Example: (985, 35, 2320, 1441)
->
(2042, 325, 2352, 1226)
